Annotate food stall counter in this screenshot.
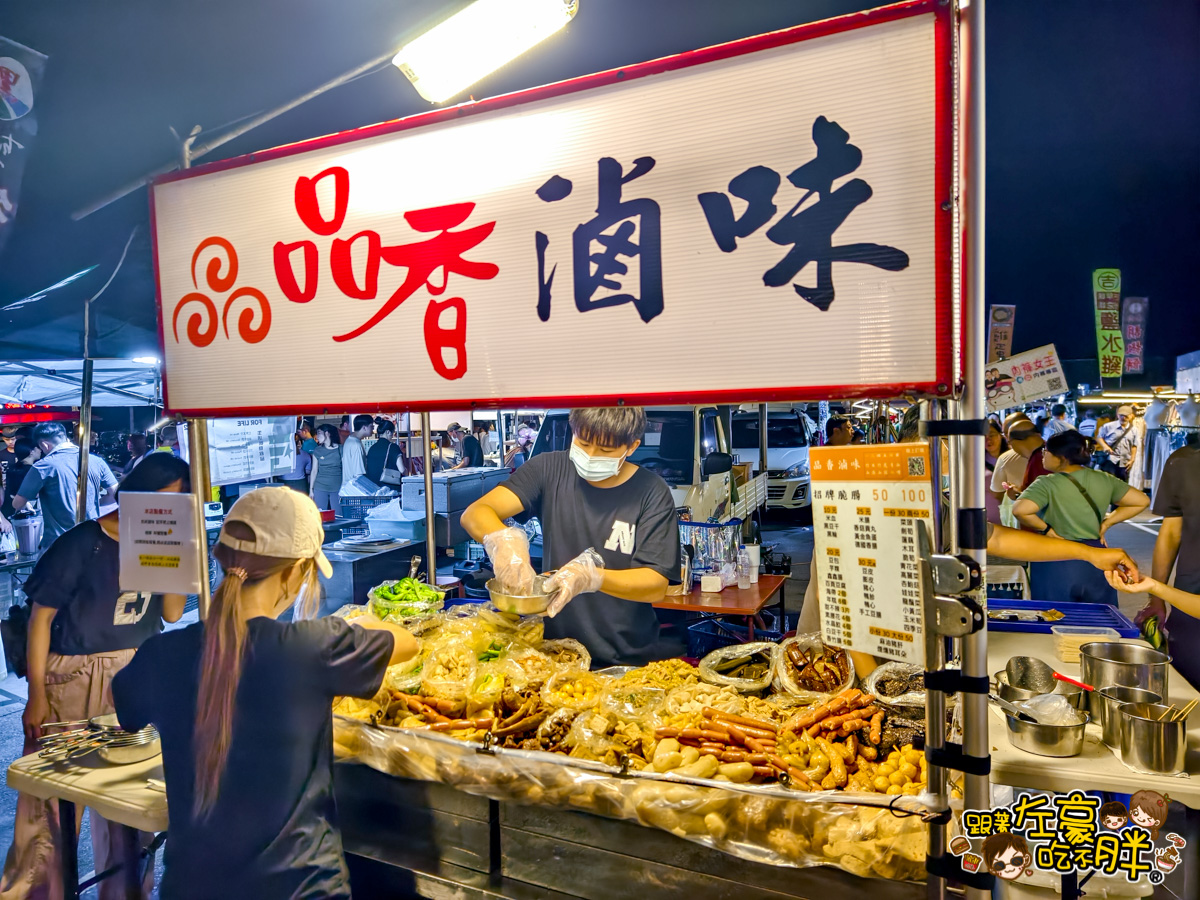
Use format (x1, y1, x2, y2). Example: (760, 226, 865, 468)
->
(986, 630, 1200, 807)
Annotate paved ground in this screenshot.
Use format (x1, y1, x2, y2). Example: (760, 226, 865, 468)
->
(0, 512, 1164, 896)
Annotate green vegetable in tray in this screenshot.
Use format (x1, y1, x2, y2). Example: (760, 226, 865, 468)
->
(370, 577, 445, 620)
(478, 639, 507, 663)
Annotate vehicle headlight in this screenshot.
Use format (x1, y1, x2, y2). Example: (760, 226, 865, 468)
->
(785, 462, 810, 479)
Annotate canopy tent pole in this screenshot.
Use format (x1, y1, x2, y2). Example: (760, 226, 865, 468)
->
(188, 418, 213, 619)
(757, 403, 768, 476)
(74, 359, 93, 525)
(421, 412, 437, 583)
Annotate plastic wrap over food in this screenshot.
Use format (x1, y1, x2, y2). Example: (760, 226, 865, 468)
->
(772, 635, 855, 704)
(539, 638, 591, 672)
(333, 716, 934, 880)
(699, 642, 778, 692)
(863, 662, 927, 711)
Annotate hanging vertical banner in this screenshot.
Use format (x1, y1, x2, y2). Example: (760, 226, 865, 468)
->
(0, 37, 47, 256)
(811, 443, 934, 666)
(1121, 296, 1148, 375)
(1092, 268, 1124, 380)
(986, 304, 1016, 362)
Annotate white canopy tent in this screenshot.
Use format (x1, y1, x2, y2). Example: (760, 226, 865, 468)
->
(0, 359, 160, 408)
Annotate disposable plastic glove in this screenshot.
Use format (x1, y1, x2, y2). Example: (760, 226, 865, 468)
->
(483, 526, 536, 595)
(545, 548, 605, 618)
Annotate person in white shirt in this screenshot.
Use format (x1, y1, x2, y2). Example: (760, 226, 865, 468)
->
(340, 415, 372, 488)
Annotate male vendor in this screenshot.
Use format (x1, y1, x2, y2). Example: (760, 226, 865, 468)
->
(462, 407, 680, 666)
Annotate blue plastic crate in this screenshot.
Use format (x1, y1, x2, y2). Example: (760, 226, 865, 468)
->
(986, 599, 1139, 639)
(686, 611, 785, 659)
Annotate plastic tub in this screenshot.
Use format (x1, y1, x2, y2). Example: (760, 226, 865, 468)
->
(1052, 625, 1119, 664)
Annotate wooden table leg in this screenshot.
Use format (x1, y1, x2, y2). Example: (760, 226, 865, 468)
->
(58, 798, 79, 900)
(123, 825, 142, 898)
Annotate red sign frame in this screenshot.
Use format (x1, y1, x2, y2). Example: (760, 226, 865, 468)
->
(150, 0, 954, 415)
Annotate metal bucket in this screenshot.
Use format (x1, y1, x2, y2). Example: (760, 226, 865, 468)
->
(1080, 641, 1170, 715)
(1119, 702, 1186, 775)
(1095, 686, 1161, 749)
(12, 516, 41, 555)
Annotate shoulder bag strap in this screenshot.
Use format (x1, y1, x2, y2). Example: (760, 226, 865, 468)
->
(1059, 472, 1106, 528)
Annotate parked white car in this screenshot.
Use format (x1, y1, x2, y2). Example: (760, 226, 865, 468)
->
(730, 407, 816, 511)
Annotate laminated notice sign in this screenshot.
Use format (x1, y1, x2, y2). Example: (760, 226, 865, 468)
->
(118, 491, 202, 594)
(811, 444, 934, 665)
(985, 343, 1067, 414)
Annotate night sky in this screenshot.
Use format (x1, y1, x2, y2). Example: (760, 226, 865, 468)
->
(0, 0, 1196, 383)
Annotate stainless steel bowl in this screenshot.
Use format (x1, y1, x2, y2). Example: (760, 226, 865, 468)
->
(1120, 702, 1186, 775)
(1004, 710, 1089, 757)
(1080, 642, 1170, 715)
(1095, 686, 1161, 749)
(486, 575, 558, 616)
(98, 737, 161, 765)
(993, 671, 1085, 710)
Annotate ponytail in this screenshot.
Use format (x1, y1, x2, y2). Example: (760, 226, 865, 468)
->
(193, 522, 318, 819)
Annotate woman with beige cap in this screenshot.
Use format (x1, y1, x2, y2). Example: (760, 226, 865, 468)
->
(112, 488, 416, 899)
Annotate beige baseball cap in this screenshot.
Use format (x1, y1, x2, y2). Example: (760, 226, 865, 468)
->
(217, 488, 333, 577)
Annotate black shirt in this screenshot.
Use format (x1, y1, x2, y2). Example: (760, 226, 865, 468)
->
(504, 451, 680, 666)
(364, 440, 402, 486)
(460, 434, 484, 468)
(1, 461, 29, 517)
(113, 616, 393, 900)
(1153, 444, 1200, 592)
(25, 520, 164, 656)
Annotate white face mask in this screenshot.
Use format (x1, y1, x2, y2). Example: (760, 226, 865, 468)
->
(570, 443, 624, 483)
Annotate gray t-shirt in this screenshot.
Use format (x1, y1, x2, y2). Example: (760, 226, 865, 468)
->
(18, 443, 118, 548)
(311, 445, 343, 492)
(503, 451, 680, 667)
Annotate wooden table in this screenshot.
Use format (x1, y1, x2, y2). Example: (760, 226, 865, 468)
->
(653, 574, 787, 640)
(8, 751, 168, 899)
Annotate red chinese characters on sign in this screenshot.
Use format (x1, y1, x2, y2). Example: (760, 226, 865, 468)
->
(272, 166, 499, 380)
(172, 237, 271, 348)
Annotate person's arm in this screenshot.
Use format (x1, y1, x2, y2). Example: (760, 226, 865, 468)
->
(462, 486, 537, 592)
(352, 617, 419, 666)
(1012, 498, 1056, 537)
(23, 604, 57, 742)
(1108, 571, 1200, 619)
(1153, 517, 1182, 585)
(0, 512, 9, 534)
(11, 495, 27, 513)
(1098, 485, 1149, 543)
(987, 523, 1138, 579)
(462, 485, 526, 541)
(309, 456, 318, 495)
(161, 594, 187, 623)
(598, 568, 668, 604)
(1093, 428, 1113, 453)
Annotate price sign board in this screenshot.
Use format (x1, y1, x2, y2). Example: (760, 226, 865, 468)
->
(150, 3, 952, 415)
(811, 444, 934, 665)
(178, 417, 296, 486)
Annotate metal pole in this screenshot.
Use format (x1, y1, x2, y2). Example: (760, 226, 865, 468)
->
(188, 418, 213, 619)
(757, 403, 768, 475)
(421, 413, 437, 583)
(962, 2, 991, 898)
(75, 359, 93, 525)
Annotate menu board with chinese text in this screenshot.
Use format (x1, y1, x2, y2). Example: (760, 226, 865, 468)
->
(178, 417, 296, 486)
(811, 443, 934, 665)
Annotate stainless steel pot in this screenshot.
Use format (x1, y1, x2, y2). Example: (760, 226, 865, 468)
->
(12, 514, 41, 555)
(1120, 702, 1186, 775)
(1095, 686, 1161, 749)
(1079, 642, 1170, 715)
(1003, 710, 1089, 758)
(993, 671, 1085, 710)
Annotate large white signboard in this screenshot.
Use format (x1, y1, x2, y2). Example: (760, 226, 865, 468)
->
(152, 6, 950, 415)
(811, 444, 934, 666)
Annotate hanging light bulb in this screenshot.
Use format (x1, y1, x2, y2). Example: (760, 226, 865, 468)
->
(393, 0, 578, 104)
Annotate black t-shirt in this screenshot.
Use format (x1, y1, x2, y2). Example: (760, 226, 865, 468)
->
(1, 461, 29, 517)
(504, 451, 680, 666)
(461, 434, 484, 468)
(113, 616, 393, 900)
(364, 440, 402, 485)
(25, 520, 164, 656)
(1152, 444, 1200, 593)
